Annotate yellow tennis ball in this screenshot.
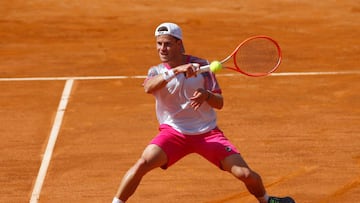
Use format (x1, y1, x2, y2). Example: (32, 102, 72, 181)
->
(210, 61, 222, 73)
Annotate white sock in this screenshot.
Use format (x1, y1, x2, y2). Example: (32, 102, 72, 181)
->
(112, 197, 125, 203)
(257, 193, 269, 203)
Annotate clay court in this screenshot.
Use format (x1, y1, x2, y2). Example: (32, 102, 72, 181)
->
(1, 0, 359, 202)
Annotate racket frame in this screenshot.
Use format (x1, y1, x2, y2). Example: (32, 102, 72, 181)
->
(198, 35, 282, 77)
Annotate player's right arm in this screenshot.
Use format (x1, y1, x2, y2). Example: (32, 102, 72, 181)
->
(144, 64, 197, 94)
(143, 73, 167, 94)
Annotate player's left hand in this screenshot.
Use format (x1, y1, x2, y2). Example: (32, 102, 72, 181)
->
(189, 88, 208, 110)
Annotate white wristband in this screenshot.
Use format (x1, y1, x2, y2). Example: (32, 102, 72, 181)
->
(162, 69, 175, 82)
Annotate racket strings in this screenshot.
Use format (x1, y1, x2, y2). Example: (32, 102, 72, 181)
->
(236, 38, 280, 76)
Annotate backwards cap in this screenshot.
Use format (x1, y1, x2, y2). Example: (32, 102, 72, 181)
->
(155, 22, 182, 40)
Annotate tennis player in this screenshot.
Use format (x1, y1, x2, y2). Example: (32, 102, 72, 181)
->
(112, 22, 295, 203)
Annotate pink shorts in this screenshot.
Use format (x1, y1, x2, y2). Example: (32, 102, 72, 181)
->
(150, 124, 239, 170)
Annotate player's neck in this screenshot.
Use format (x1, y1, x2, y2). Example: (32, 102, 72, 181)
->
(168, 54, 187, 68)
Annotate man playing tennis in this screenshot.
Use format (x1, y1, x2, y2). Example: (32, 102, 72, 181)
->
(112, 22, 295, 203)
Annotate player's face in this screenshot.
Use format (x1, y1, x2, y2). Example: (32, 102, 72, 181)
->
(156, 35, 182, 63)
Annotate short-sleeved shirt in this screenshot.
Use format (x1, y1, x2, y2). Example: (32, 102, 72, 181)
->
(145, 55, 222, 135)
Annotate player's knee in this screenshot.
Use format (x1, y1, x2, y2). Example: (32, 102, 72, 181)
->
(231, 166, 253, 181)
(131, 157, 151, 176)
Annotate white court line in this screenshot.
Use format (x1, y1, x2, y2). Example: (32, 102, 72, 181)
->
(30, 79, 74, 203)
(1, 71, 360, 82)
(0, 75, 146, 81)
(271, 71, 360, 76)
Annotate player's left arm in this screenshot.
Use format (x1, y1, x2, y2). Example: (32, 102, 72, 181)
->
(206, 90, 223, 109)
(189, 71, 223, 110)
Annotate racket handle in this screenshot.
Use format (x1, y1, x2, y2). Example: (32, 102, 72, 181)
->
(195, 64, 210, 73)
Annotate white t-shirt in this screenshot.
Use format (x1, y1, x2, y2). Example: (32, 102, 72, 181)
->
(145, 55, 222, 135)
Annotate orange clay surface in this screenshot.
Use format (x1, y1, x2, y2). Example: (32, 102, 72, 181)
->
(0, 1, 359, 203)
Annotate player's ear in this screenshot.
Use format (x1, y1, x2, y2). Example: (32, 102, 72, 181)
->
(177, 39, 185, 53)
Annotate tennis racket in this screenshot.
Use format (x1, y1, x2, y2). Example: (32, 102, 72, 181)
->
(197, 35, 282, 77)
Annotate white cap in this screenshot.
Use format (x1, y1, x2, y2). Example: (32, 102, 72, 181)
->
(155, 22, 183, 40)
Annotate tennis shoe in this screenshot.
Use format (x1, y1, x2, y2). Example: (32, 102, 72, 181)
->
(268, 196, 295, 203)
